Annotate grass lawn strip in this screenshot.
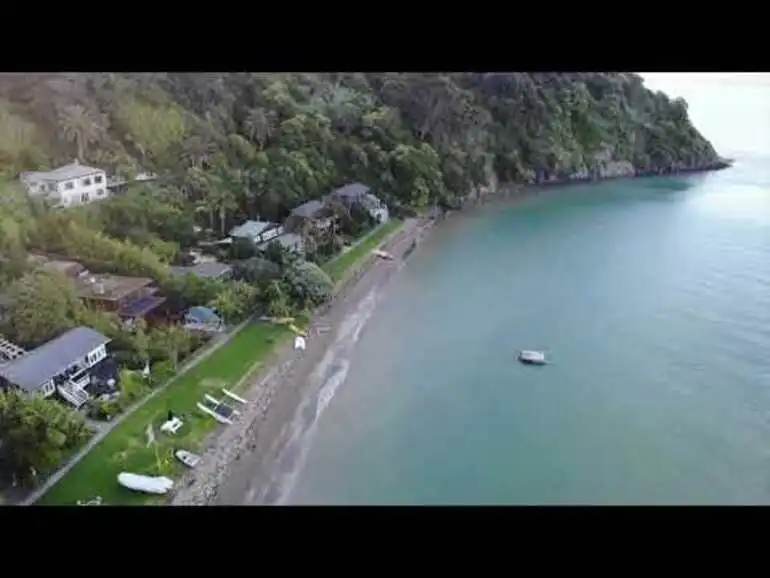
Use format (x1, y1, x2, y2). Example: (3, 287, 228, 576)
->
(37, 321, 290, 505)
(323, 219, 404, 284)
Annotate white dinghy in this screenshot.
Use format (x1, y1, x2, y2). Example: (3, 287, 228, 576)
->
(518, 350, 548, 365)
(174, 450, 202, 468)
(117, 472, 174, 495)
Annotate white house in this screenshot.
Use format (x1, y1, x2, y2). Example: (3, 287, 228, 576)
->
(20, 160, 109, 208)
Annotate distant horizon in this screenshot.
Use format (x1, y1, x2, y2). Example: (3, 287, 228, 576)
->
(641, 73, 770, 157)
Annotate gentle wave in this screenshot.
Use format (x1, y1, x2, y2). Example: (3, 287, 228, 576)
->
(264, 286, 383, 505)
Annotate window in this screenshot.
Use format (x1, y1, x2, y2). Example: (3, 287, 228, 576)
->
(64, 181, 74, 190)
(96, 188, 105, 196)
(82, 178, 91, 186)
(88, 346, 105, 366)
(94, 175, 103, 184)
(81, 192, 90, 203)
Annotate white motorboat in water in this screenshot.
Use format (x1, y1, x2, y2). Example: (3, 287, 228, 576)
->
(117, 472, 174, 495)
(174, 450, 202, 468)
(518, 350, 547, 365)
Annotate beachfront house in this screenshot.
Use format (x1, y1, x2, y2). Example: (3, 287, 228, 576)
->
(183, 306, 224, 333)
(257, 232, 305, 257)
(229, 220, 284, 245)
(0, 326, 115, 409)
(21, 160, 108, 208)
(74, 273, 166, 322)
(326, 183, 389, 223)
(37, 258, 166, 323)
(284, 200, 333, 234)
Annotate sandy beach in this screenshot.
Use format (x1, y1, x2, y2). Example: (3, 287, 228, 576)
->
(170, 217, 430, 506)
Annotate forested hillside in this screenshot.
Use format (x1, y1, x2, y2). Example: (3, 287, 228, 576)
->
(0, 72, 723, 295)
(0, 73, 719, 209)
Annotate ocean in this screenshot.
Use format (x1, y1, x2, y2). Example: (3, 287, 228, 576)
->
(276, 153, 770, 505)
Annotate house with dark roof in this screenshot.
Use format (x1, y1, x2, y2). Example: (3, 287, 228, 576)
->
(325, 183, 389, 223)
(327, 183, 370, 204)
(229, 220, 284, 245)
(21, 160, 109, 208)
(284, 199, 333, 234)
(0, 326, 114, 409)
(170, 262, 233, 281)
(37, 258, 166, 322)
(257, 232, 305, 256)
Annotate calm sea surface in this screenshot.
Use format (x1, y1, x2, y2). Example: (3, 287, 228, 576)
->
(283, 154, 770, 505)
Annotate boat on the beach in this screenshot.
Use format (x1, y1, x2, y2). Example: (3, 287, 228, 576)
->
(518, 350, 548, 365)
(373, 249, 395, 261)
(117, 472, 174, 494)
(174, 449, 202, 468)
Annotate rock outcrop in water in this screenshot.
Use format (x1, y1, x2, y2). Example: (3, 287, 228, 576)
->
(0, 72, 723, 213)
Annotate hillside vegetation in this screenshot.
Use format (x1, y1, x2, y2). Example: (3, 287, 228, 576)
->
(0, 72, 724, 318)
(0, 73, 718, 206)
(0, 72, 723, 311)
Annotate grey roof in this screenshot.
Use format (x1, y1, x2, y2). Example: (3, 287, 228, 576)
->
(258, 233, 304, 252)
(229, 220, 278, 238)
(330, 183, 370, 200)
(171, 262, 232, 279)
(22, 163, 102, 184)
(290, 200, 325, 219)
(0, 326, 110, 392)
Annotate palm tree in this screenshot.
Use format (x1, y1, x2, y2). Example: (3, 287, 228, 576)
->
(243, 108, 275, 149)
(155, 324, 189, 372)
(58, 105, 100, 161)
(202, 171, 239, 237)
(179, 133, 217, 170)
(209, 290, 238, 326)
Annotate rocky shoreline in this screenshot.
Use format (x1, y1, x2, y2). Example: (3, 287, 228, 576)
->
(456, 158, 735, 211)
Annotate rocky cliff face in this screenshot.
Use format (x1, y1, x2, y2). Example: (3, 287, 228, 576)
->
(451, 73, 721, 186)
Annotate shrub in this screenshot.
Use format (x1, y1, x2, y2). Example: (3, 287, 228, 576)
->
(282, 260, 333, 308)
(152, 360, 175, 383)
(88, 400, 121, 421)
(118, 370, 152, 407)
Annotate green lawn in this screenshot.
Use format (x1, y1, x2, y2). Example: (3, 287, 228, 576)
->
(38, 321, 290, 505)
(323, 219, 404, 283)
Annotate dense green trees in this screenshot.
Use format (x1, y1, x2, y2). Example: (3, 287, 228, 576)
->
(0, 389, 91, 486)
(0, 72, 721, 339)
(0, 73, 719, 219)
(0, 72, 722, 368)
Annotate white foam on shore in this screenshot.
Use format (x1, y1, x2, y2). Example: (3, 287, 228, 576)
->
(263, 287, 382, 505)
(316, 360, 349, 419)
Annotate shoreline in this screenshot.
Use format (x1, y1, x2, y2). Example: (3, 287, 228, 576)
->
(459, 161, 734, 212)
(170, 165, 734, 506)
(170, 218, 429, 505)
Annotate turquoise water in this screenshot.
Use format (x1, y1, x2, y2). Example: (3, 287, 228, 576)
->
(285, 155, 770, 505)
